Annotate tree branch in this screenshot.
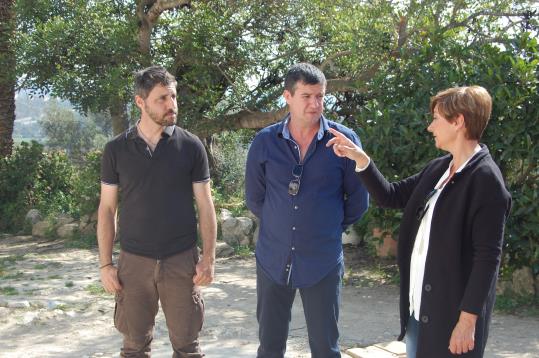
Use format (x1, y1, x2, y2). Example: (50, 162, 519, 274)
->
(320, 50, 352, 71)
(192, 106, 289, 137)
(442, 11, 536, 33)
(147, 0, 191, 23)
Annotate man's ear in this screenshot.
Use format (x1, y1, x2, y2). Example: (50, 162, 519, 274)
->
(283, 90, 292, 104)
(134, 95, 145, 111)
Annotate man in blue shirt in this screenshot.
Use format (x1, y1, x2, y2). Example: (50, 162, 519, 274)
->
(245, 63, 369, 357)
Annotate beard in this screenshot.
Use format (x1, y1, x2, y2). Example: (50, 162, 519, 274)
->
(145, 104, 177, 126)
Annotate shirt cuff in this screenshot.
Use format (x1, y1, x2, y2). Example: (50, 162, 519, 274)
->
(354, 157, 371, 172)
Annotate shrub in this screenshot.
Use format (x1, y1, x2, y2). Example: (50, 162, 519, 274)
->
(211, 130, 253, 213)
(72, 150, 102, 217)
(0, 141, 44, 231)
(33, 150, 76, 217)
(346, 35, 539, 276)
(0, 142, 77, 232)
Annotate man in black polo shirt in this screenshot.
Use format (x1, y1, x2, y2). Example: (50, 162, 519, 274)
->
(97, 66, 217, 357)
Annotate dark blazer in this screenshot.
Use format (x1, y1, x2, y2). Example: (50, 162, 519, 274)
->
(358, 144, 511, 357)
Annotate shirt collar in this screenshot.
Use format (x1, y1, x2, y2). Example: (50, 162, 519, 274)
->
(279, 113, 329, 141)
(126, 120, 176, 140)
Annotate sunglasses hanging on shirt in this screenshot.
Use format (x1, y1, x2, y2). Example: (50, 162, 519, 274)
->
(288, 164, 303, 196)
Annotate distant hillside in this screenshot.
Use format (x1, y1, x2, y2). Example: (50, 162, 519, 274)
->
(13, 91, 72, 143)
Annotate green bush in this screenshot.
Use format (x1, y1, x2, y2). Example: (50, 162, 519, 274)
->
(211, 130, 253, 214)
(33, 150, 76, 217)
(346, 34, 539, 276)
(0, 141, 45, 231)
(0, 142, 102, 233)
(72, 150, 102, 217)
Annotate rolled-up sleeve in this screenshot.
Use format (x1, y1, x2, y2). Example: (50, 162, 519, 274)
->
(245, 134, 266, 218)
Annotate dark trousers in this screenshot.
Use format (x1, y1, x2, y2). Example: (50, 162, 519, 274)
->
(256, 263, 343, 358)
(114, 248, 204, 358)
(406, 315, 419, 358)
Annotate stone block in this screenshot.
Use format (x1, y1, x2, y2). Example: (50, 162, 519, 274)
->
(512, 267, 535, 296)
(57, 223, 78, 238)
(25, 209, 42, 225)
(219, 209, 233, 223)
(215, 241, 235, 258)
(32, 221, 51, 237)
(56, 214, 75, 226)
(343, 227, 361, 245)
(221, 216, 253, 247)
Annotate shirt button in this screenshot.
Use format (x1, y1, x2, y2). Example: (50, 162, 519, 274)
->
(291, 247, 295, 251)
(292, 226, 296, 231)
(421, 315, 429, 323)
(286, 264, 290, 267)
(424, 284, 432, 292)
(294, 205, 298, 210)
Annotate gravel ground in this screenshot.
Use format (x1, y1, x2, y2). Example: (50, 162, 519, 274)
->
(0, 235, 538, 357)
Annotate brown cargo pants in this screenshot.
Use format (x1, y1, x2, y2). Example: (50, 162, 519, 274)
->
(114, 247, 204, 357)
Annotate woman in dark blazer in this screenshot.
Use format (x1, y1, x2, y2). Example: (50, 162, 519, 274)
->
(327, 86, 511, 357)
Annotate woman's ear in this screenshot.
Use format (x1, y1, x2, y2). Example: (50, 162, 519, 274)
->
(454, 114, 466, 131)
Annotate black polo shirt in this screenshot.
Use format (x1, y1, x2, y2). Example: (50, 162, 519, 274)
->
(101, 125, 210, 259)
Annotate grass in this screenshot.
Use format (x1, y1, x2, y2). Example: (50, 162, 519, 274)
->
(0, 255, 26, 265)
(33, 262, 62, 270)
(0, 255, 26, 278)
(64, 233, 98, 249)
(23, 288, 40, 296)
(65, 281, 74, 288)
(495, 293, 539, 316)
(85, 283, 106, 295)
(233, 244, 254, 258)
(2, 271, 24, 280)
(0, 286, 19, 295)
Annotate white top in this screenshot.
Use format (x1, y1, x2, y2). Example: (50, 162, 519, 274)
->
(409, 145, 481, 320)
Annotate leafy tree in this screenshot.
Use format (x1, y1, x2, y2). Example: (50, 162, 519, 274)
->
(8, 0, 539, 273)
(15, 0, 192, 134)
(40, 100, 110, 160)
(14, 0, 537, 136)
(0, 0, 16, 157)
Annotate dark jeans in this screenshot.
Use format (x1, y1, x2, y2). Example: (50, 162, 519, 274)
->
(115, 248, 204, 358)
(406, 315, 419, 358)
(256, 262, 343, 358)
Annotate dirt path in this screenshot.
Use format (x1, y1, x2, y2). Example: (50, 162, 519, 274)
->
(0, 235, 538, 357)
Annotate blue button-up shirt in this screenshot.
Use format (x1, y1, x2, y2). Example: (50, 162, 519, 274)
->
(245, 114, 369, 288)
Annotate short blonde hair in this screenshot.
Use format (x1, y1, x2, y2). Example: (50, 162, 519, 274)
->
(430, 86, 492, 140)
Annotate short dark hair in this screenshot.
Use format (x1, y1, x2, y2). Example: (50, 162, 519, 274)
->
(134, 66, 177, 99)
(284, 63, 326, 94)
(430, 86, 492, 140)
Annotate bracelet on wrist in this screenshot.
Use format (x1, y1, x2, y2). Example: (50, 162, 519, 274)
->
(99, 262, 113, 269)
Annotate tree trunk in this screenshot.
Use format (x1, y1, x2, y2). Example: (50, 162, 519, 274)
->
(109, 96, 129, 135)
(0, 0, 16, 158)
(203, 135, 220, 187)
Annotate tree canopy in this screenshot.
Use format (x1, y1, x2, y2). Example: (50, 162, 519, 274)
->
(15, 0, 537, 136)
(7, 0, 539, 272)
